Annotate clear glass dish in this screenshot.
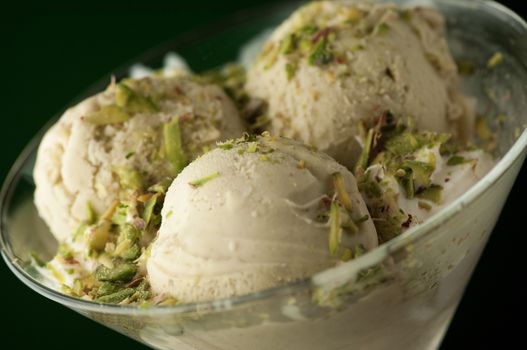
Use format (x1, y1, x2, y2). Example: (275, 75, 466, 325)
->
(1, 0, 526, 349)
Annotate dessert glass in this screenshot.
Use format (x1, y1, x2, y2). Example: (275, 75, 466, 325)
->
(1, 1, 526, 349)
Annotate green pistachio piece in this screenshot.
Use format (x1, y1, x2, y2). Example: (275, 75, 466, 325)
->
(280, 33, 297, 55)
(112, 204, 128, 226)
(97, 288, 136, 304)
(97, 282, 120, 297)
(189, 172, 221, 188)
(487, 52, 503, 68)
(73, 222, 88, 242)
(332, 172, 352, 212)
(84, 105, 130, 125)
(355, 128, 374, 176)
(309, 35, 333, 66)
(447, 155, 470, 166)
(301, 24, 318, 34)
(115, 83, 159, 113)
(285, 62, 298, 81)
(164, 118, 187, 174)
(122, 223, 141, 243)
(398, 170, 415, 199)
(359, 176, 382, 198)
(142, 193, 160, 226)
(416, 184, 443, 204)
(148, 177, 173, 194)
(328, 201, 342, 257)
(84, 201, 97, 225)
(121, 243, 141, 261)
(85, 220, 111, 251)
(402, 160, 434, 189)
(385, 132, 420, 156)
(114, 167, 143, 191)
(95, 262, 137, 282)
(375, 22, 390, 35)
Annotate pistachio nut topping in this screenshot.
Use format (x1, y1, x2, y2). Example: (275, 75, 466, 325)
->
(357, 116, 494, 242)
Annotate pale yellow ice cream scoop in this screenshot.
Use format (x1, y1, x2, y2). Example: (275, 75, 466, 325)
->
(246, 1, 474, 168)
(147, 135, 378, 302)
(34, 75, 245, 241)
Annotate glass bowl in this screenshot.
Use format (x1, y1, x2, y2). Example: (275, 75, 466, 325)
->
(1, 0, 527, 349)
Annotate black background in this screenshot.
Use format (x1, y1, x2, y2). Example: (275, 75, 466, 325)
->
(0, 1, 525, 349)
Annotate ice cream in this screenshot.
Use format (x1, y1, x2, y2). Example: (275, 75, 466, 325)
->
(34, 75, 245, 241)
(246, 1, 474, 168)
(147, 134, 378, 302)
(355, 116, 494, 242)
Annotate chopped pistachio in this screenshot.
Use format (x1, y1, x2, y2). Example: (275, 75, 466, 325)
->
(148, 177, 173, 194)
(395, 168, 406, 177)
(354, 214, 369, 224)
(447, 155, 471, 166)
(189, 172, 221, 188)
(163, 117, 187, 174)
(115, 83, 159, 113)
(402, 161, 434, 189)
(97, 288, 136, 304)
(385, 132, 419, 156)
(280, 33, 297, 55)
(73, 222, 88, 242)
(84, 105, 130, 125)
(418, 201, 432, 211)
(301, 24, 318, 34)
(359, 177, 382, 198)
(375, 22, 390, 35)
(114, 167, 143, 191)
(97, 282, 120, 297)
(85, 221, 111, 251)
(309, 35, 333, 66)
(328, 201, 342, 257)
(355, 128, 374, 176)
(399, 171, 414, 199)
(399, 9, 412, 21)
(332, 172, 353, 212)
(285, 62, 298, 81)
(95, 262, 137, 282)
(341, 248, 353, 262)
(218, 140, 234, 150)
(142, 193, 159, 226)
(416, 184, 443, 204)
(166, 210, 173, 219)
(121, 243, 141, 261)
(247, 142, 258, 153)
(487, 52, 503, 68)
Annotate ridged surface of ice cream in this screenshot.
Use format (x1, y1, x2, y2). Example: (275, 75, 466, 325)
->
(246, 1, 473, 167)
(147, 135, 378, 302)
(34, 76, 245, 241)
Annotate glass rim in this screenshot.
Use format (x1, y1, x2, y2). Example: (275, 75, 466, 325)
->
(1, 0, 526, 316)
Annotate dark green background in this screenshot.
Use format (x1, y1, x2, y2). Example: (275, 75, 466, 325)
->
(1, 1, 525, 349)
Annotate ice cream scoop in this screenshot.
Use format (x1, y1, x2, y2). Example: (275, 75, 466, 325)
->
(34, 75, 245, 241)
(147, 134, 378, 302)
(246, 1, 474, 168)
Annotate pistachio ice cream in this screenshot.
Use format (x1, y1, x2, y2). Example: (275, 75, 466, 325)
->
(246, 1, 474, 167)
(147, 134, 378, 302)
(34, 75, 245, 241)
